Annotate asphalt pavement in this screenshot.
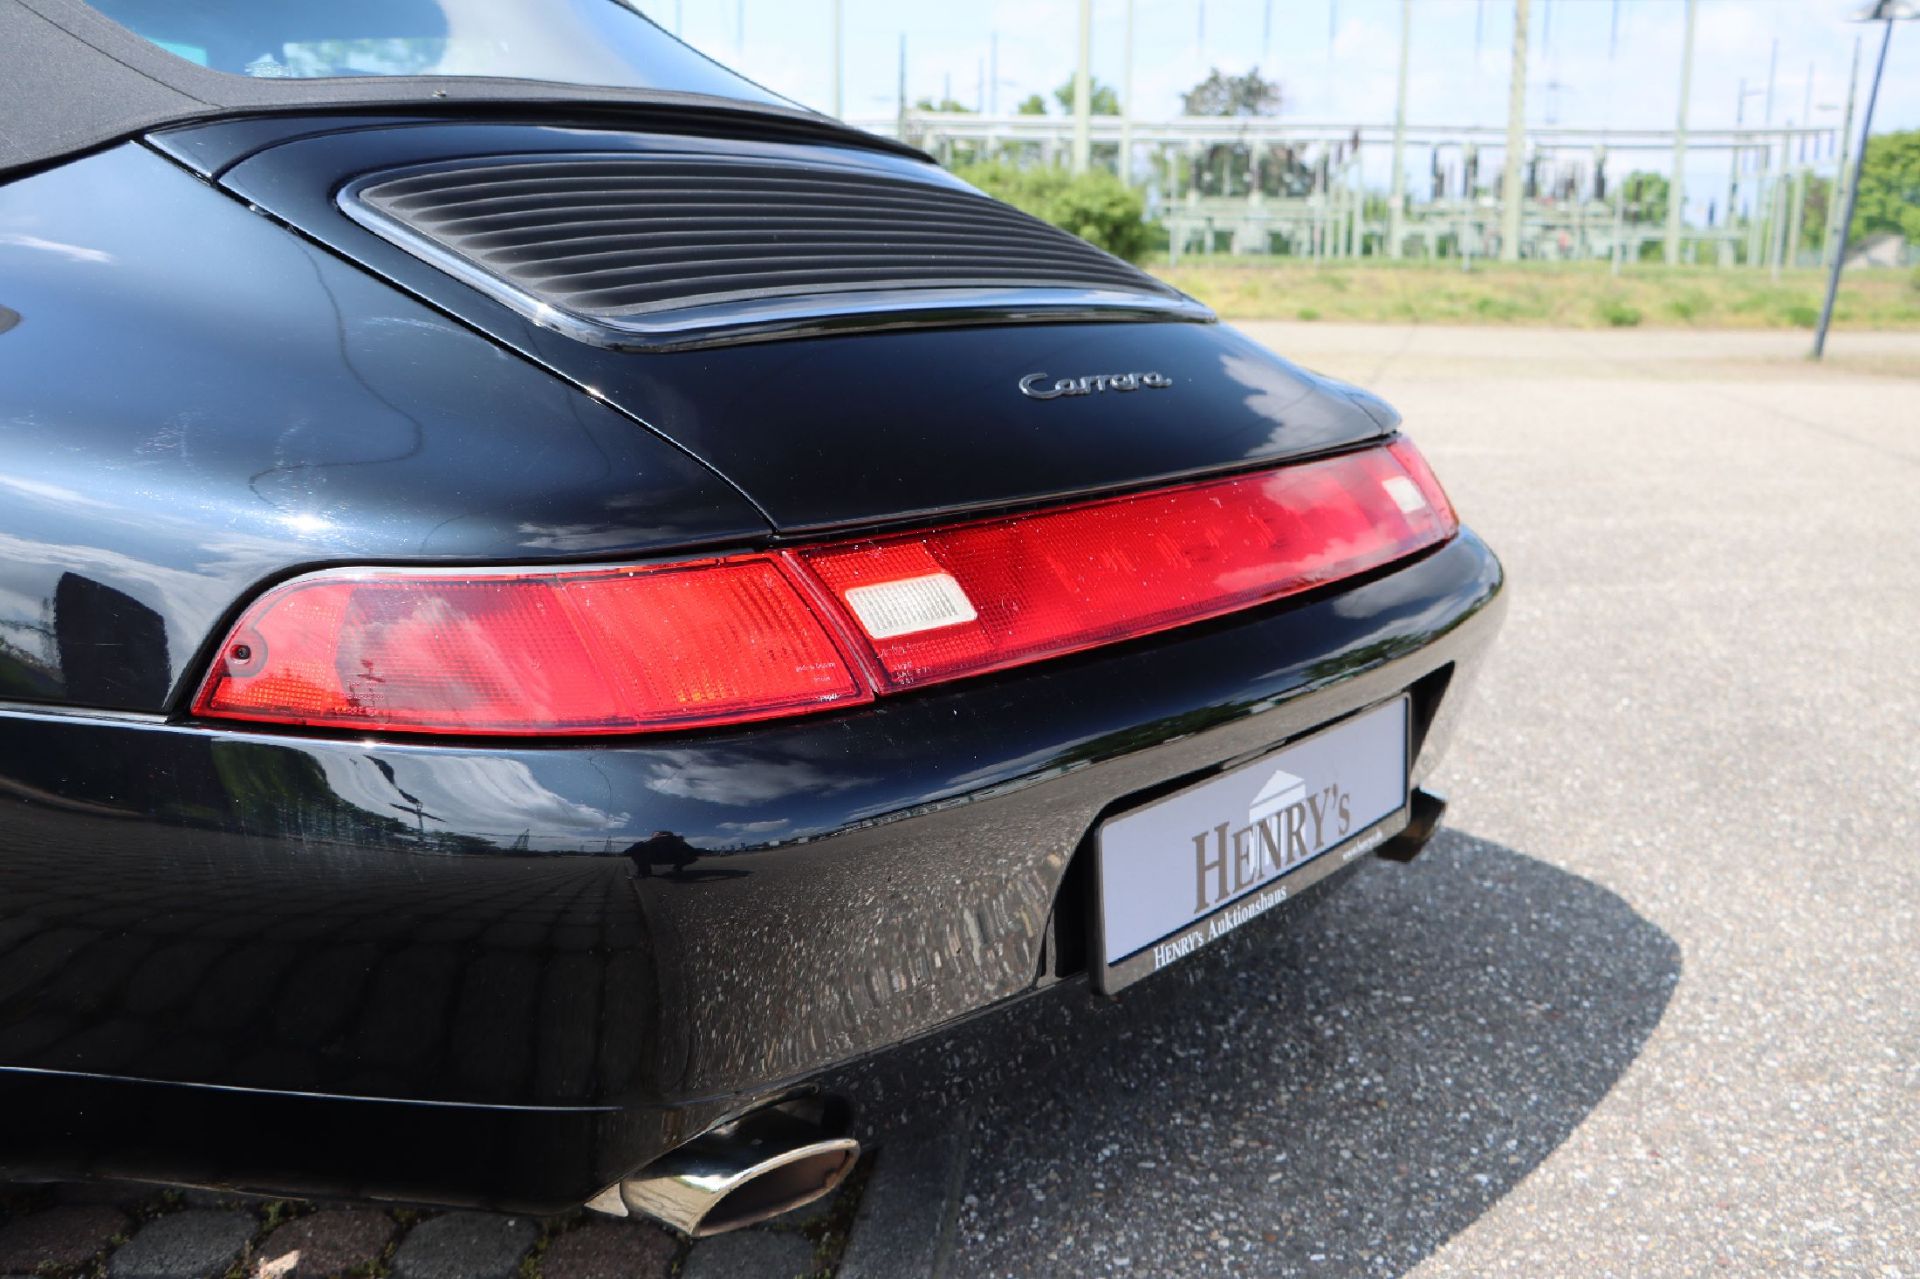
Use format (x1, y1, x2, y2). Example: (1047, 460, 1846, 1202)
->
(941, 323, 1920, 1277)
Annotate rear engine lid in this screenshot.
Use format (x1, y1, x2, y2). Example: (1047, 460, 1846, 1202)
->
(198, 119, 1397, 533)
(340, 149, 1205, 349)
(539, 317, 1400, 533)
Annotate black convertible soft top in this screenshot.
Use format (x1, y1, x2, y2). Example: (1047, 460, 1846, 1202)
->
(0, 0, 908, 177)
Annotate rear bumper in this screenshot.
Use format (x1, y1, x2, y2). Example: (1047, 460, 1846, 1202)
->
(0, 530, 1504, 1210)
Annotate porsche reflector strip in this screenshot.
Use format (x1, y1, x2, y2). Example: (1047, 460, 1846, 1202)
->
(194, 438, 1456, 736)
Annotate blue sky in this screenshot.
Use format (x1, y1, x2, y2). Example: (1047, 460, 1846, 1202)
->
(632, 1, 1919, 216)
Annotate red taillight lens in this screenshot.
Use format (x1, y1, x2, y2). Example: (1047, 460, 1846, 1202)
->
(800, 443, 1456, 690)
(194, 558, 868, 734)
(195, 439, 1456, 735)
(1386, 435, 1456, 529)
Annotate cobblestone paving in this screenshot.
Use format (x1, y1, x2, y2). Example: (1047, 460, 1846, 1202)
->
(0, 1173, 863, 1279)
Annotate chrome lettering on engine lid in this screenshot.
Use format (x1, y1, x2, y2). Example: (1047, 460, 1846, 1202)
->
(1018, 371, 1173, 400)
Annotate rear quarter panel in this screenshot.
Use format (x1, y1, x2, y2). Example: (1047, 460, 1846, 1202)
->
(0, 144, 767, 710)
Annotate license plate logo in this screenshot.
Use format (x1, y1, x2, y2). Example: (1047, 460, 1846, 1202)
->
(1094, 697, 1409, 993)
(1195, 766, 1354, 912)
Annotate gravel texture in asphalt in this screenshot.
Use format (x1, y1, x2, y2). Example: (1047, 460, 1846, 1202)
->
(945, 323, 1920, 1277)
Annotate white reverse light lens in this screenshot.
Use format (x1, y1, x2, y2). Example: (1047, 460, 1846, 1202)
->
(843, 572, 978, 639)
(1382, 474, 1429, 514)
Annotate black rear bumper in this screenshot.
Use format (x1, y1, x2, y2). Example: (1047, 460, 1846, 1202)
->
(0, 531, 1503, 1210)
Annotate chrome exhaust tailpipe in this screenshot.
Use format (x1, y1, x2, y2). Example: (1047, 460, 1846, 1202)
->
(588, 1104, 859, 1237)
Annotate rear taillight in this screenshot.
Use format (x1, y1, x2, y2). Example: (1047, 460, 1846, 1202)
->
(194, 558, 868, 734)
(195, 439, 1456, 735)
(800, 443, 1453, 690)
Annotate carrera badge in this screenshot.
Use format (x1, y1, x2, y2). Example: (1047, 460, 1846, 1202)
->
(1019, 371, 1173, 400)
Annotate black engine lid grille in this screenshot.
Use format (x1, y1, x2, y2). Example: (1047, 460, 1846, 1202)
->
(343, 152, 1209, 349)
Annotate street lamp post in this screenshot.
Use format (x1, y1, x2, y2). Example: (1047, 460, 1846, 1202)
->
(1812, 1, 1916, 359)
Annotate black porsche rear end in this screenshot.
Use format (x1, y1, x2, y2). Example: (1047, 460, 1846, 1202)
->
(0, 0, 1503, 1219)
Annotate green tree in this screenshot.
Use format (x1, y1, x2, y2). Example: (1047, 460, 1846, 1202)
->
(1849, 129, 1920, 245)
(1181, 66, 1283, 117)
(1620, 171, 1669, 225)
(1015, 92, 1048, 116)
(1051, 76, 1122, 116)
(952, 161, 1151, 261)
(914, 96, 974, 114)
(1177, 67, 1289, 198)
(1801, 174, 1834, 251)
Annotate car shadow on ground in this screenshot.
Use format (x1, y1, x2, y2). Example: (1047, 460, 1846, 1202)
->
(942, 830, 1681, 1277)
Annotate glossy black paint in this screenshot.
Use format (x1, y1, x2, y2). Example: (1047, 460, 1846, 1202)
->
(196, 118, 1399, 532)
(0, 530, 1502, 1207)
(0, 113, 1505, 1211)
(0, 143, 766, 709)
(142, 106, 923, 182)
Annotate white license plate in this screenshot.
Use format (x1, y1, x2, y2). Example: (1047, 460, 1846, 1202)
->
(1093, 697, 1410, 993)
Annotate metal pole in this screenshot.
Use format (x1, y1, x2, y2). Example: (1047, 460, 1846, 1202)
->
(1611, 180, 1625, 276)
(1769, 166, 1788, 280)
(1727, 78, 1744, 236)
(1663, 0, 1696, 265)
(1754, 37, 1777, 271)
(1121, 0, 1135, 185)
(1389, 0, 1411, 259)
(1813, 19, 1894, 359)
(1801, 61, 1814, 164)
(1822, 36, 1861, 272)
(896, 34, 907, 139)
(830, 0, 843, 117)
(1500, 0, 1530, 262)
(1785, 165, 1807, 272)
(1764, 38, 1778, 124)
(1071, 0, 1092, 174)
(990, 33, 999, 116)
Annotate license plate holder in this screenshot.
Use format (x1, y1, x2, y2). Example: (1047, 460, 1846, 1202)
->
(1092, 696, 1410, 994)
